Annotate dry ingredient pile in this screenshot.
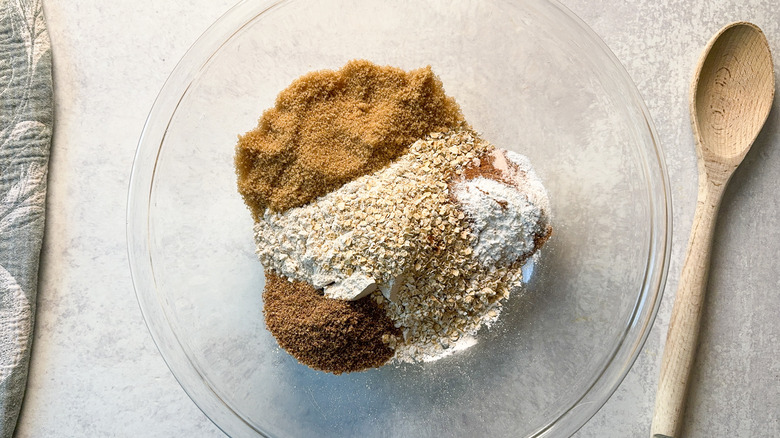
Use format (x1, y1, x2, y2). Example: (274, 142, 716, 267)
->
(236, 60, 551, 374)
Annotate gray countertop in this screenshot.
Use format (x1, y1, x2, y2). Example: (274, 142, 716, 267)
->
(16, 1, 780, 436)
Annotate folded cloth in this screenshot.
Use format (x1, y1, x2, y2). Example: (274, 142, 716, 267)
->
(0, 0, 53, 436)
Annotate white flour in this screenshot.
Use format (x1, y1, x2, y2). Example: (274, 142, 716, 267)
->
(451, 149, 551, 267)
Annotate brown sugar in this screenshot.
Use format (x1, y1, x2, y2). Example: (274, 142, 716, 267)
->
(235, 59, 465, 218)
(262, 270, 400, 374)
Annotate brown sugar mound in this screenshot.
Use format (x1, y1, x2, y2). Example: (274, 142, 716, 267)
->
(235, 59, 465, 218)
(262, 271, 400, 374)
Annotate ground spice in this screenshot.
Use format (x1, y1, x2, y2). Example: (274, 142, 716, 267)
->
(235, 59, 465, 218)
(262, 271, 400, 374)
(460, 151, 511, 185)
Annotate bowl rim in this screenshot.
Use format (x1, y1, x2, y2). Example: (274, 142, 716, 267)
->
(127, 0, 672, 436)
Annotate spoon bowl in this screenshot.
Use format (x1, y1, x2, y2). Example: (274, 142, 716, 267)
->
(691, 22, 775, 167)
(652, 22, 774, 438)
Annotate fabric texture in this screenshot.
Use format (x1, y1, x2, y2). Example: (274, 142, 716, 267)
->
(0, 0, 52, 436)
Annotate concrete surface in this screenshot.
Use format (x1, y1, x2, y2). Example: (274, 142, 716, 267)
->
(14, 0, 780, 436)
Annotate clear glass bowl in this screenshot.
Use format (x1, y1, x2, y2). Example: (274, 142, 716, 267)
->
(127, 0, 671, 436)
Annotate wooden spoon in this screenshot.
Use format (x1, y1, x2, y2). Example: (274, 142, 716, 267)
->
(650, 22, 774, 438)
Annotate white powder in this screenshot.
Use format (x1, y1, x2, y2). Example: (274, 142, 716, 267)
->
(451, 147, 550, 268)
(453, 177, 541, 266)
(504, 150, 552, 222)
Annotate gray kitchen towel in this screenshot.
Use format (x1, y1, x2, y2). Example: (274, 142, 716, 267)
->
(0, 0, 52, 436)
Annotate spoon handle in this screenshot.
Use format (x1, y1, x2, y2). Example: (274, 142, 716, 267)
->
(651, 178, 725, 438)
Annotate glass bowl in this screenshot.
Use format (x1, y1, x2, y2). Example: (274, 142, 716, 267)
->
(127, 0, 671, 436)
